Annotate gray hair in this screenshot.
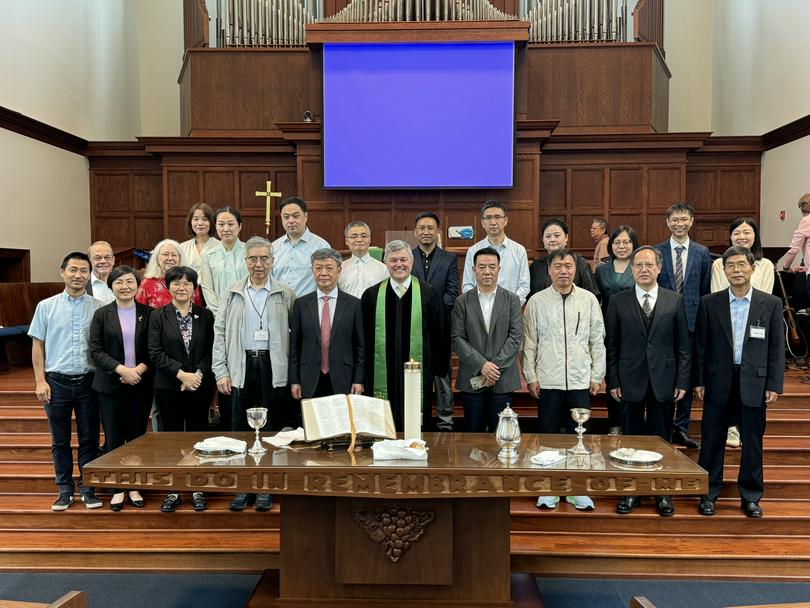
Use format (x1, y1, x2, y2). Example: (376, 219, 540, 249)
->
(344, 220, 371, 238)
(629, 245, 663, 267)
(244, 236, 273, 257)
(143, 239, 182, 279)
(311, 247, 343, 267)
(384, 240, 413, 262)
(722, 245, 756, 267)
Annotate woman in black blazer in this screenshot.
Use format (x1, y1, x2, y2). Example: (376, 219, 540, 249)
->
(89, 265, 154, 512)
(148, 266, 215, 514)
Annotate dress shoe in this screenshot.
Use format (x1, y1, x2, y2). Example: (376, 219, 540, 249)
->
(161, 493, 181, 513)
(229, 493, 252, 512)
(255, 493, 274, 512)
(110, 492, 125, 512)
(616, 496, 641, 515)
(671, 430, 700, 449)
(656, 496, 675, 517)
(128, 491, 145, 508)
(726, 426, 741, 448)
(191, 492, 208, 512)
(741, 501, 763, 518)
(697, 497, 716, 516)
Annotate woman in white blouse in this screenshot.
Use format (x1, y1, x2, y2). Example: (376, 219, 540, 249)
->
(710, 217, 774, 449)
(178, 203, 220, 272)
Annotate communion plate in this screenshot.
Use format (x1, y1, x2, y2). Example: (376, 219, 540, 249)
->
(609, 447, 663, 466)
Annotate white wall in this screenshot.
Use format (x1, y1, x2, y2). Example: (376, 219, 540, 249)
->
(0, 130, 91, 281)
(760, 137, 810, 248)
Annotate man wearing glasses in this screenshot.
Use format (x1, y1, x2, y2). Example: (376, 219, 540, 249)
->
(461, 200, 530, 305)
(338, 221, 388, 298)
(87, 241, 115, 304)
(212, 236, 296, 512)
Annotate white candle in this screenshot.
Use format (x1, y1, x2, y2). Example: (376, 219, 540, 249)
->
(403, 360, 422, 441)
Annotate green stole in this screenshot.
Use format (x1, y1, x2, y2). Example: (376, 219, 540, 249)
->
(373, 278, 423, 400)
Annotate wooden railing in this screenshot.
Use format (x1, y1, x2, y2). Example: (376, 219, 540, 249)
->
(632, 0, 664, 56)
(184, 0, 210, 49)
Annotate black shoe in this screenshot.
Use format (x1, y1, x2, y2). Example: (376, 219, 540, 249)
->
(51, 492, 75, 512)
(161, 493, 181, 513)
(697, 497, 715, 516)
(191, 492, 208, 512)
(110, 492, 125, 512)
(229, 493, 252, 512)
(128, 491, 145, 508)
(671, 430, 700, 449)
(656, 496, 675, 517)
(80, 489, 102, 509)
(741, 501, 763, 518)
(615, 496, 641, 515)
(255, 493, 273, 512)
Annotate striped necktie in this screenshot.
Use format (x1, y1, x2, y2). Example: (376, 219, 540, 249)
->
(674, 246, 685, 293)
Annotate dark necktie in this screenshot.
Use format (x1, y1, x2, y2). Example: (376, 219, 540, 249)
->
(674, 246, 685, 293)
(642, 293, 652, 317)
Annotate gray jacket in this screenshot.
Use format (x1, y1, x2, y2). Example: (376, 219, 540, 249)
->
(212, 276, 295, 388)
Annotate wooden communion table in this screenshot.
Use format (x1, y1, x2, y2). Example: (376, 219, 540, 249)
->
(85, 432, 707, 608)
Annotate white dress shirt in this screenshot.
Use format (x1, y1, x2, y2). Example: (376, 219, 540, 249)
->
(316, 287, 338, 327)
(391, 276, 412, 298)
(338, 253, 389, 298)
(477, 287, 497, 332)
(89, 274, 114, 305)
(178, 237, 220, 272)
(635, 284, 659, 311)
(669, 237, 690, 277)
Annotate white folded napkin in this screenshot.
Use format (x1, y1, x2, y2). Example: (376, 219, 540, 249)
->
(193, 436, 247, 454)
(371, 438, 428, 461)
(195, 452, 246, 465)
(530, 450, 566, 466)
(264, 427, 306, 447)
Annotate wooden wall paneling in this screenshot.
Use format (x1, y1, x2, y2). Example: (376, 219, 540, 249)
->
(650, 45, 670, 132)
(647, 166, 684, 210)
(202, 170, 236, 208)
(609, 168, 644, 210)
(135, 218, 166, 250)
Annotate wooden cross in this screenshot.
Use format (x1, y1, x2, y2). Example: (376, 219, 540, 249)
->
(255, 180, 282, 235)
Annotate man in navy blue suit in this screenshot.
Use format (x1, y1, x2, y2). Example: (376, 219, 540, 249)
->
(412, 212, 459, 430)
(655, 202, 712, 448)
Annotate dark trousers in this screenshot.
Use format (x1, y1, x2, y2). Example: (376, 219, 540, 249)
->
(98, 384, 152, 452)
(212, 393, 233, 432)
(313, 372, 334, 398)
(156, 387, 210, 432)
(44, 373, 99, 493)
(232, 354, 287, 432)
(698, 366, 767, 503)
(538, 388, 590, 434)
(606, 392, 622, 429)
(673, 330, 694, 435)
(461, 390, 512, 433)
(621, 383, 675, 442)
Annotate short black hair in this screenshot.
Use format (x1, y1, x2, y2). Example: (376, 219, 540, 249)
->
(280, 196, 308, 214)
(547, 248, 575, 265)
(214, 206, 242, 225)
(61, 252, 91, 271)
(728, 217, 762, 260)
(607, 225, 639, 260)
(480, 200, 506, 217)
(164, 266, 198, 289)
(473, 247, 500, 265)
(722, 246, 756, 267)
(541, 218, 569, 236)
(415, 211, 440, 227)
(107, 265, 142, 289)
(666, 202, 695, 219)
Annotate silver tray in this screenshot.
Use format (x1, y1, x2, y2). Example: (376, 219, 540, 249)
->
(609, 448, 663, 466)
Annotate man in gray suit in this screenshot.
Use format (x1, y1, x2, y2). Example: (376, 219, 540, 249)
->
(452, 247, 523, 432)
(290, 248, 365, 400)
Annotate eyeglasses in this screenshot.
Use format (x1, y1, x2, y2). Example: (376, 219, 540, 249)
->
(91, 255, 113, 262)
(246, 256, 272, 264)
(482, 215, 506, 222)
(347, 233, 370, 240)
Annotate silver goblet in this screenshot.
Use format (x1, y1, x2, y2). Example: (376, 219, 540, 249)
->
(246, 407, 268, 455)
(568, 407, 591, 455)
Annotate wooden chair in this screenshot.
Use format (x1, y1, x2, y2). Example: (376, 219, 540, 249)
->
(0, 590, 87, 608)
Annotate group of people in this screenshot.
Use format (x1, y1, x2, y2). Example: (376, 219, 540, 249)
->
(29, 194, 786, 520)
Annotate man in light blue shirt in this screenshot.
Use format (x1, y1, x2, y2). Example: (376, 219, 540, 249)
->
(461, 200, 530, 305)
(29, 252, 102, 512)
(729, 287, 751, 365)
(271, 197, 330, 297)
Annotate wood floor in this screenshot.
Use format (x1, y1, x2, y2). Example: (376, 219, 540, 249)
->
(2, 365, 810, 579)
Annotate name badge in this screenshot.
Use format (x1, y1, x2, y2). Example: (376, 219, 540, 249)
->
(750, 326, 765, 340)
(254, 330, 269, 342)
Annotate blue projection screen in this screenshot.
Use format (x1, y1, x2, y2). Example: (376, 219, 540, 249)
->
(323, 42, 515, 189)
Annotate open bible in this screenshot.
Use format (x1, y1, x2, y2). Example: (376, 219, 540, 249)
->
(301, 394, 396, 442)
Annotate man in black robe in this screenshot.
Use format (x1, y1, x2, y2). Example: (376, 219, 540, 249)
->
(361, 240, 447, 431)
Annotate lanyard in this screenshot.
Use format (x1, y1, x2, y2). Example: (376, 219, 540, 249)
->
(247, 286, 269, 330)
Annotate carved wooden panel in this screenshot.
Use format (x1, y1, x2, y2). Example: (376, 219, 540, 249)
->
(609, 168, 643, 210)
(202, 170, 236, 207)
(132, 174, 163, 213)
(570, 169, 605, 210)
(94, 174, 130, 213)
(648, 167, 683, 210)
(167, 171, 199, 211)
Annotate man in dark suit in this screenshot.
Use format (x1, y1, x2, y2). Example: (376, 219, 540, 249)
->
(607, 246, 691, 516)
(412, 211, 459, 430)
(452, 247, 523, 432)
(290, 248, 365, 399)
(694, 246, 784, 518)
(654, 202, 712, 449)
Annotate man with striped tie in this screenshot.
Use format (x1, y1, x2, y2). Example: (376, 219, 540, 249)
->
(654, 202, 712, 449)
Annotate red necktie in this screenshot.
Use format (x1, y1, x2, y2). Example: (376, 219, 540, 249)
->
(321, 296, 331, 374)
